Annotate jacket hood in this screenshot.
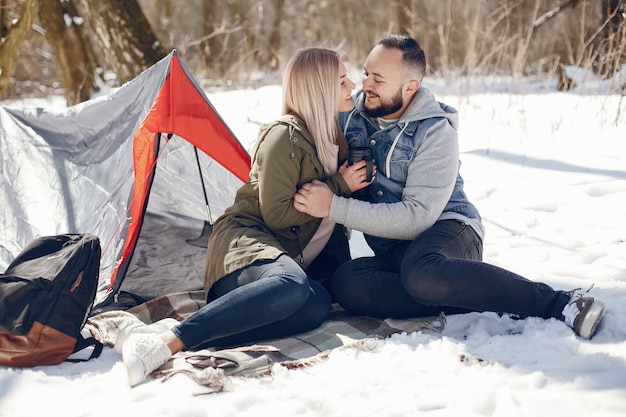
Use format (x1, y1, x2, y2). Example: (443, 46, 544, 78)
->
(352, 86, 459, 130)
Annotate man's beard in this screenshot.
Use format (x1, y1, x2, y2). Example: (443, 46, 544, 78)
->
(363, 86, 403, 118)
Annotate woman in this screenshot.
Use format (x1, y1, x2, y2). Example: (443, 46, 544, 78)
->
(121, 47, 371, 386)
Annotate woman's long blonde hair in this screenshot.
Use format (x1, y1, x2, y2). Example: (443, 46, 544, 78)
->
(282, 47, 347, 175)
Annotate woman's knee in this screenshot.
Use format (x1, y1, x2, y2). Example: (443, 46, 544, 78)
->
(273, 255, 311, 297)
(305, 279, 332, 327)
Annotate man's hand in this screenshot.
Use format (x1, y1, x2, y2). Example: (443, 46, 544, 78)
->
(293, 180, 333, 218)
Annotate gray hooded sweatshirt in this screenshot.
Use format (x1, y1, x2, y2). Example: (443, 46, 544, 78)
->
(333, 87, 484, 253)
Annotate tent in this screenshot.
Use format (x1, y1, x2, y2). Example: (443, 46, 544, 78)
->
(0, 51, 252, 313)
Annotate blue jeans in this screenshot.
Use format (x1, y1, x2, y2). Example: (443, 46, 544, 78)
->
(332, 220, 570, 320)
(172, 254, 331, 350)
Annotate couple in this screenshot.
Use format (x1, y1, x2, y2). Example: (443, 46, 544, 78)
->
(120, 35, 605, 386)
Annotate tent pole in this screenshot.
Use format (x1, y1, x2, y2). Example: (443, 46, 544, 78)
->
(186, 146, 213, 248)
(193, 146, 213, 223)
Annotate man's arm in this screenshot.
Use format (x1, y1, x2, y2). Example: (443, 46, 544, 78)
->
(295, 118, 459, 240)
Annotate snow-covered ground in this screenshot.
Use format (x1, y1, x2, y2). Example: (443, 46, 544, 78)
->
(1, 70, 625, 416)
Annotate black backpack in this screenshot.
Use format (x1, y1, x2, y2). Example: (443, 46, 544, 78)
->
(0, 234, 103, 366)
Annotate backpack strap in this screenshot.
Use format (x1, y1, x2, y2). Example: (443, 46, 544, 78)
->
(66, 334, 104, 363)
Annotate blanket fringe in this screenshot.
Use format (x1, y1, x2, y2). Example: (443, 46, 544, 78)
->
(84, 292, 448, 391)
(157, 366, 227, 393)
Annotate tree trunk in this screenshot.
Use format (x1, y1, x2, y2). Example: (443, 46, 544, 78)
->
(38, 0, 97, 105)
(200, 0, 220, 72)
(602, 0, 624, 35)
(398, 0, 412, 36)
(0, 0, 39, 100)
(598, 0, 625, 78)
(76, 0, 167, 85)
(267, 0, 285, 70)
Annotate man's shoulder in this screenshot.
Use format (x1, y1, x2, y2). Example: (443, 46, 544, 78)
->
(403, 87, 458, 127)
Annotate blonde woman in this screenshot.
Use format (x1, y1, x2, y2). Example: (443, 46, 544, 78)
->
(121, 47, 372, 386)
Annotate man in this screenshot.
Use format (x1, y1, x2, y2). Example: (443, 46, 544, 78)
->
(293, 34, 604, 339)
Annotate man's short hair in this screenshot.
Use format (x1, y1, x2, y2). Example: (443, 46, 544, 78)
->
(378, 34, 426, 81)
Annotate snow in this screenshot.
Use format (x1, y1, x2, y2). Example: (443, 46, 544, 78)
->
(1, 71, 625, 416)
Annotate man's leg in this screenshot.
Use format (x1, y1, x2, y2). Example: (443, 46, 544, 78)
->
(332, 242, 468, 318)
(400, 220, 571, 319)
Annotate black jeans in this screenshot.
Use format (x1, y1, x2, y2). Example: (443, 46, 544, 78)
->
(332, 220, 571, 320)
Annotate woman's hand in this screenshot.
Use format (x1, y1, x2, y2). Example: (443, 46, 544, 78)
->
(294, 162, 376, 218)
(338, 160, 376, 192)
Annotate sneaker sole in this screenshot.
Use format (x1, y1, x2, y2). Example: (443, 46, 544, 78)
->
(122, 342, 146, 387)
(579, 300, 605, 339)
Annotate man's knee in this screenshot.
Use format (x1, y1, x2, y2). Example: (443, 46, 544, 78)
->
(400, 253, 444, 304)
(330, 260, 358, 303)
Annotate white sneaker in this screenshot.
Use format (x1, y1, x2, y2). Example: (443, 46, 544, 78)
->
(114, 318, 179, 354)
(562, 296, 604, 340)
(122, 333, 172, 387)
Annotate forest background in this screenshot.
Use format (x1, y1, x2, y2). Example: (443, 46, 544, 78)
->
(1, 0, 624, 106)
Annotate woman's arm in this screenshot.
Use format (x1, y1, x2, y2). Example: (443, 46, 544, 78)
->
(327, 160, 375, 197)
(254, 125, 317, 230)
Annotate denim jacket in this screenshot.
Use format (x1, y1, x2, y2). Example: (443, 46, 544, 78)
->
(332, 87, 483, 254)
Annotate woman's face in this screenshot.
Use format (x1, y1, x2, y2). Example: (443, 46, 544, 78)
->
(337, 61, 356, 113)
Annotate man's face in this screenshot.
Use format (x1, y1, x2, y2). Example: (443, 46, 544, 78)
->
(363, 84, 403, 118)
(361, 45, 412, 119)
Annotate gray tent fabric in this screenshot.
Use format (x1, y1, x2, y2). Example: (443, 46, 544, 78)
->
(0, 51, 248, 312)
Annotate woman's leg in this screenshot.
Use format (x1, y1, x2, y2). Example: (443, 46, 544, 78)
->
(172, 254, 329, 350)
(201, 278, 331, 348)
(123, 254, 331, 386)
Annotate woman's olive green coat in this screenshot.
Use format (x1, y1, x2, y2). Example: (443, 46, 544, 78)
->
(204, 115, 352, 297)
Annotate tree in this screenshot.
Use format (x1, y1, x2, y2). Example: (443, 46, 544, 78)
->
(75, 0, 167, 85)
(0, 0, 38, 100)
(200, 0, 219, 68)
(2, 0, 621, 100)
(598, 0, 625, 78)
(266, 0, 285, 70)
(38, 0, 97, 105)
(603, 0, 625, 35)
(397, 0, 411, 36)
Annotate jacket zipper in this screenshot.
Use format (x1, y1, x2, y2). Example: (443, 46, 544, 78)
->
(289, 225, 305, 265)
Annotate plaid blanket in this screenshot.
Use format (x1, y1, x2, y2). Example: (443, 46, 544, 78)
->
(85, 291, 445, 392)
